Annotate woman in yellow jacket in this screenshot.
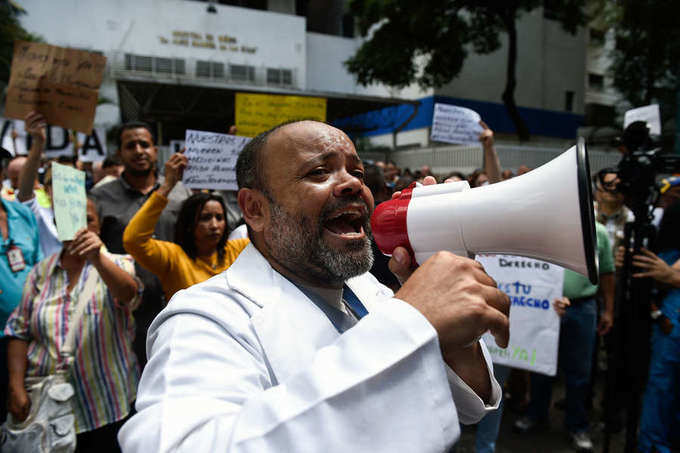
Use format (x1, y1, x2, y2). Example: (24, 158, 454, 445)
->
(123, 152, 248, 300)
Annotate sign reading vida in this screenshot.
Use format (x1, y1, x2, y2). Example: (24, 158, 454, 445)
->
(430, 103, 484, 145)
(51, 162, 87, 241)
(182, 129, 251, 191)
(4, 41, 106, 134)
(477, 254, 564, 376)
(235, 92, 326, 137)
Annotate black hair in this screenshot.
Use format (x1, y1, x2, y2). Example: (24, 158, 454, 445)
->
(174, 192, 229, 265)
(116, 121, 155, 150)
(102, 155, 122, 168)
(655, 200, 680, 253)
(363, 163, 387, 198)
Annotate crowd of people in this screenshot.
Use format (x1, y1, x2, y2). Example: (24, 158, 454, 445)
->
(0, 111, 677, 453)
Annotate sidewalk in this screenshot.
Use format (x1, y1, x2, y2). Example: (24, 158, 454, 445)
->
(454, 376, 627, 452)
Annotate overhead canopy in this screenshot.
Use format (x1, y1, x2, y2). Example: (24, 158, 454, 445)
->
(116, 78, 415, 143)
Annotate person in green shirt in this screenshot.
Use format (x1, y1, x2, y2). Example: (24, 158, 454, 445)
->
(514, 222, 615, 452)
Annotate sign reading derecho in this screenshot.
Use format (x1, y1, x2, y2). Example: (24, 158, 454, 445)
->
(4, 41, 106, 134)
(235, 92, 327, 137)
(477, 254, 563, 376)
(52, 163, 87, 241)
(431, 103, 484, 145)
(183, 129, 251, 191)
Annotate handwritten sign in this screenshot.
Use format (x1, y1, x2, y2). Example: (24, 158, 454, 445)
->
(477, 254, 564, 376)
(430, 103, 484, 145)
(51, 162, 87, 241)
(182, 129, 251, 190)
(4, 41, 107, 134)
(624, 104, 661, 136)
(235, 92, 326, 137)
(0, 118, 106, 159)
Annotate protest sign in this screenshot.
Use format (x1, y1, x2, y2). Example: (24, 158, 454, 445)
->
(430, 103, 484, 145)
(4, 41, 106, 134)
(0, 117, 28, 156)
(624, 104, 661, 136)
(51, 162, 87, 241)
(477, 254, 564, 376)
(77, 128, 107, 162)
(235, 92, 326, 137)
(0, 117, 106, 159)
(182, 129, 250, 190)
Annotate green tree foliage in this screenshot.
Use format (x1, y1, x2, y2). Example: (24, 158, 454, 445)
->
(1, 1, 41, 95)
(346, 0, 586, 141)
(609, 0, 680, 124)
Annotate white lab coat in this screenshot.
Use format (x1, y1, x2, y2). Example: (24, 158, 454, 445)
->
(118, 244, 501, 452)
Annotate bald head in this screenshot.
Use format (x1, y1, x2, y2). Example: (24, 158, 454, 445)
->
(7, 156, 27, 189)
(236, 120, 349, 195)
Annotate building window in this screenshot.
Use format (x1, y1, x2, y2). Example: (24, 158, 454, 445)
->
(590, 28, 606, 47)
(267, 68, 293, 85)
(588, 73, 604, 91)
(125, 54, 185, 75)
(197, 61, 225, 78)
(155, 57, 173, 74)
(125, 54, 152, 72)
(230, 64, 255, 82)
(565, 90, 574, 112)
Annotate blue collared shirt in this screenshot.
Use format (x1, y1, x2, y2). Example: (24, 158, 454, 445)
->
(0, 198, 42, 333)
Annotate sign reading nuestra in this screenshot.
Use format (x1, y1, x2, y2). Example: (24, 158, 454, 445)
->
(158, 31, 257, 54)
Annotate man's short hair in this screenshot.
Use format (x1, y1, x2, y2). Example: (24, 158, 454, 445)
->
(236, 119, 322, 193)
(102, 155, 122, 169)
(116, 121, 155, 150)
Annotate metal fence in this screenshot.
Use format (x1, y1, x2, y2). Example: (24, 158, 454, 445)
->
(360, 143, 621, 176)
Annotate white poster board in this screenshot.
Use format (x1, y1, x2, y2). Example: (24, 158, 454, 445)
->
(430, 103, 484, 145)
(182, 129, 251, 191)
(51, 162, 87, 241)
(477, 254, 564, 376)
(624, 104, 661, 136)
(0, 118, 105, 159)
(77, 128, 107, 162)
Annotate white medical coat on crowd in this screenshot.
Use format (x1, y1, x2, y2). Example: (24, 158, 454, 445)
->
(118, 244, 501, 452)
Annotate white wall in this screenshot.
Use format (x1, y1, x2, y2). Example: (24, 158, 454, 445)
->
(305, 32, 430, 100)
(435, 9, 586, 114)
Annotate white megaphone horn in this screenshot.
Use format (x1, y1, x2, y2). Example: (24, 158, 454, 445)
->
(371, 138, 599, 284)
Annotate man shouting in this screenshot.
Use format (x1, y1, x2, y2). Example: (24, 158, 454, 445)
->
(119, 121, 509, 452)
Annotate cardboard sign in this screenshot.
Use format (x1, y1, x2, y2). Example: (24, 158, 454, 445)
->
(624, 104, 661, 136)
(430, 103, 484, 145)
(51, 162, 87, 241)
(182, 129, 250, 190)
(4, 41, 107, 134)
(477, 254, 564, 376)
(235, 92, 326, 137)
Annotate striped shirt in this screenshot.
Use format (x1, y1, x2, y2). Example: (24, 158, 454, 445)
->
(4, 251, 142, 433)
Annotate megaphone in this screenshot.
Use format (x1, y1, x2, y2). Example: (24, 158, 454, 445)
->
(371, 138, 599, 284)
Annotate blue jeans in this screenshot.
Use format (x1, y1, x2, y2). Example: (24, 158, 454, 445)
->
(637, 322, 680, 453)
(527, 298, 597, 433)
(475, 364, 511, 453)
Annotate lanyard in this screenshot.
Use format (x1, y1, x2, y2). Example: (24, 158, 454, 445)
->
(342, 285, 368, 319)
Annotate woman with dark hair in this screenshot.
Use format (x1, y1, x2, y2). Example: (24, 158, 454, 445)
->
(123, 153, 249, 300)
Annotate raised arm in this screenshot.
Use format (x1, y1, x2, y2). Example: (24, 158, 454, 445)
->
(17, 112, 46, 202)
(70, 228, 140, 304)
(479, 121, 501, 184)
(122, 152, 187, 278)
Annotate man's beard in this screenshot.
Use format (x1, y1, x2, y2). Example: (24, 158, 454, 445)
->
(264, 196, 374, 285)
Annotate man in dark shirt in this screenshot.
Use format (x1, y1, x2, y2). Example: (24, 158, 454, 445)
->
(90, 122, 190, 365)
